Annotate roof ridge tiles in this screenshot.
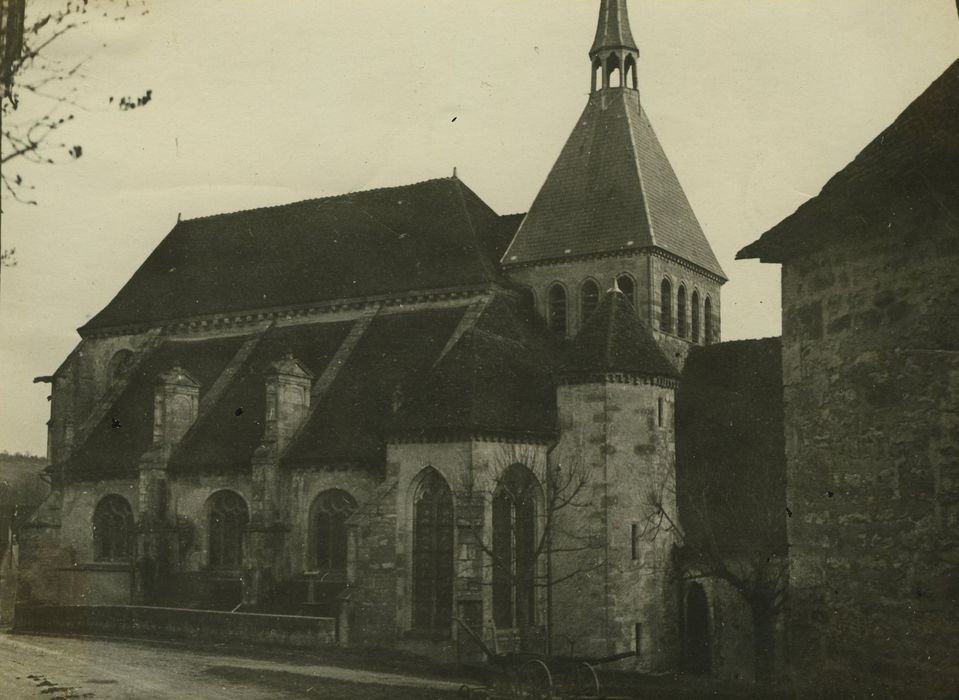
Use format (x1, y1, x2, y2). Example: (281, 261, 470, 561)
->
(180, 176, 461, 224)
(82, 177, 513, 332)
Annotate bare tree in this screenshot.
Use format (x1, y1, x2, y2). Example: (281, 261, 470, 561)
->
(642, 473, 787, 682)
(0, 0, 151, 264)
(455, 445, 606, 654)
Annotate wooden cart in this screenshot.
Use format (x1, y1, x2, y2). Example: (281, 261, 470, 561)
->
(455, 618, 637, 699)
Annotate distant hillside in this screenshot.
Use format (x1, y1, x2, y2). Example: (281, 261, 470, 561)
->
(0, 453, 49, 507)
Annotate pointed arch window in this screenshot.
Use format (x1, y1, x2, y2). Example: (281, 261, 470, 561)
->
(492, 465, 538, 629)
(208, 490, 248, 569)
(606, 54, 622, 88)
(412, 469, 454, 632)
(311, 489, 356, 571)
(580, 280, 600, 324)
(547, 284, 568, 337)
(617, 274, 636, 308)
(660, 278, 673, 333)
(624, 55, 637, 89)
(677, 285, 688, 338)
(592, 58, 604, 92)
(93, 495, 134, 562)
(691, 291, 701, 344)
(704, 297, 714, 345)
(107, 349, 134, 383)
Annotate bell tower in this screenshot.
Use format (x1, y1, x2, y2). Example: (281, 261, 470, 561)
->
(503, 0, 726, 370)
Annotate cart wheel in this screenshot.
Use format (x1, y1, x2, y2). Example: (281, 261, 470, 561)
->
(517, 659, 553, 699)
(571, 662, 600, 698)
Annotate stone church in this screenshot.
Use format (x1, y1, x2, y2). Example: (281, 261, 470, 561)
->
(20, 0, 787, 677)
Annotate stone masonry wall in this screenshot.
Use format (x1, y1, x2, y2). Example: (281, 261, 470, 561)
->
(507, 251, 720, 371)
(507, 253, 655, 339)
(348, 478, 398, 645)
(603, 380, 679, 671)
(48, 332, 153, 466)
(781, 219, 959, 697)
(551, 380, 678, 671)
(285, 469, 376, 575)
(168, 474, 254, 573)
(647, 255, 722, 372)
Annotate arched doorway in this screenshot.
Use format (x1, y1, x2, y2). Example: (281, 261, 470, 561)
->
(684, 582, 711, 674)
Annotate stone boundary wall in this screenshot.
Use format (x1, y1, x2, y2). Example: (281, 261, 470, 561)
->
(14, 605, 337, 649)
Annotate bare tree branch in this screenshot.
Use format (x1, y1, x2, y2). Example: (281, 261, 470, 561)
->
(0, 0, 151, 217)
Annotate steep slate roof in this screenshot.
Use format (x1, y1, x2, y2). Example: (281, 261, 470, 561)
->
(591, 0, 638, 54)
(69, 336, 245, 478)
(675, 337, 786, 555)
(390, 294, 563, 437)
(502, 90, 725, 279)
(81, 178, 513, 334)
(68, 295, 569, 475)
(281, 307, 469, 468)
(171, 321, 354, 471)
(565, 288, 679, 379)
(739, 59, 959, 263)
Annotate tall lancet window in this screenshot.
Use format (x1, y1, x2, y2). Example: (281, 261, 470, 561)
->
(677, 285, 688, 338)
(581, 280, 600, 323)
(624, 55, 637, 89)
(412, 469, 454, 632)
(592, 58, 604, 92)
(617, 274, 636, 308)
(93, 495, 134, 562)
(660, 279, 673, 333)
(691, 291, 701, 343)
(492, 465, 538, 629)
(704, 297, 714, 344)
(606, 54, 622, 88)
(547, 284, 568, 337)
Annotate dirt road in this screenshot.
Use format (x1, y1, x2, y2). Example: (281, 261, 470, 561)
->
(0, 630, 463, 699)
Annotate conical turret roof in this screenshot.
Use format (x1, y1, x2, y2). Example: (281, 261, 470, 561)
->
(566, 288, 679, 379)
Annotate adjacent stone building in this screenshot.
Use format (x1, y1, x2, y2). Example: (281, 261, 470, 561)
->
(21, 0, 782, 678)
(739, 59, 959, 696)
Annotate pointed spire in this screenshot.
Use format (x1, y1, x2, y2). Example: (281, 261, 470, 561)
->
(589, 0, 639, 93)
(591, 0, 638, 56)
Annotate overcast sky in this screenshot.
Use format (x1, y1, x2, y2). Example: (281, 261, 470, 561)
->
(1, 0, 957, 456)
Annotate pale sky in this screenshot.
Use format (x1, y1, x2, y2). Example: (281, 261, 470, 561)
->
(1, 1, 957, 456)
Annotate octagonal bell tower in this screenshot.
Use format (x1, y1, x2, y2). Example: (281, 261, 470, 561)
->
(503, 0, 726, 370)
